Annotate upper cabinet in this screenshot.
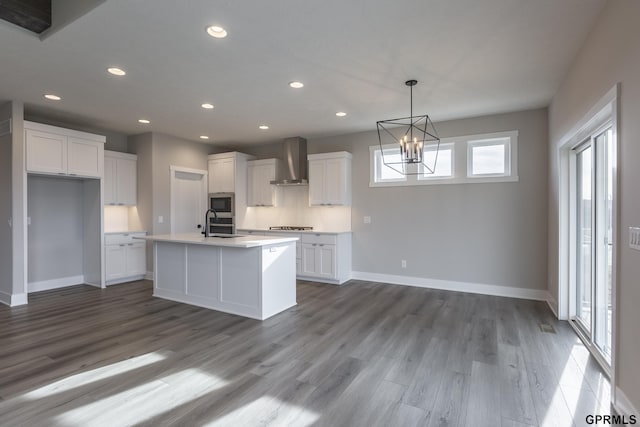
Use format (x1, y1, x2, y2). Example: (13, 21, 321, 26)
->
(25, 122, 105, 178)
(104, 150, 137, 206)
(308, 152, 352, 206)
(208, 152, 255, 194)
(247, 159, 280, 207)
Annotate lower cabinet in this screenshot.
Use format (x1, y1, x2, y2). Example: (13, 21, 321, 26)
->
(105, 232, 147, 285)
(299, 233, 351, 285)
(301, 243, 336, 279)
(238, 229, 352, 284)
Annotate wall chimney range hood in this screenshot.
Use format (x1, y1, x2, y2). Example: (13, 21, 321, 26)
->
(271, 137, 308, 186)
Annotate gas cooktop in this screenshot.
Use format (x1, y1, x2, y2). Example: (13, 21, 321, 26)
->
(269, 226, 313, 231)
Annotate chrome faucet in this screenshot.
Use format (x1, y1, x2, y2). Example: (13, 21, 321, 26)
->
(203, 208, 218, 237)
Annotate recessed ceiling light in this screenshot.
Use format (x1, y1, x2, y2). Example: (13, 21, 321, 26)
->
(259, 125, 269, 130)
(289, 81, 304, 89)
(336, 111, 347, 117)
(44, 94, 61, 101)
(206, 25, 227, 38)
(199, 135, 209, 140)
(138, 119, 150, 124)
(107, 67, 126, 76)
(201, 103, 214, 109)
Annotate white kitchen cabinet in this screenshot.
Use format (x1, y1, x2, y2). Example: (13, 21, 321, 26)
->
(247, 159, 280, 207)
(104, 151, 137, 205)
(301, 243, 336, 279)
(208, 156, 235, 193)
(25, 122, 104, 178)
(308, 152, 352, 206)
(105, 232, 147, 285)
(262, 231, 302, 274)
(299, 232, 352, 284)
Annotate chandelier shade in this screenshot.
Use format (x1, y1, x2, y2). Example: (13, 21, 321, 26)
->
(376, 80, 440, 175)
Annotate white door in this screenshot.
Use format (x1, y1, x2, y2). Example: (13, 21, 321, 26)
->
(117, 158, 137, 205)
(308, 160, 325, 206)
(25, 129, 67, 174)
(104, 156, 117, 204)
(171, 168, 208, 234)
(125, 243, 146, 276)
(105, 245, 126, 281)
(67, 137, 101, 177)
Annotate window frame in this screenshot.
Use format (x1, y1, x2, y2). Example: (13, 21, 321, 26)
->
(418, 142, 455, 181)
(369, 130, 518, 187)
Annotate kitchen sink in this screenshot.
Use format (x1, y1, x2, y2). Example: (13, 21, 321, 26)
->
(208, 234, 240, 239)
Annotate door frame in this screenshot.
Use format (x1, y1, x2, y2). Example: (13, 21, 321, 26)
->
(169, 166, 208, 234)
(557, 83, 619, 391)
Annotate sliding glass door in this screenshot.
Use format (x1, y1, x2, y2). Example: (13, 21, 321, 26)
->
(572, 126, 614, 366)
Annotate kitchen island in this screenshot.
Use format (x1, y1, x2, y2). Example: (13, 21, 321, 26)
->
(138, 233, 298, 320)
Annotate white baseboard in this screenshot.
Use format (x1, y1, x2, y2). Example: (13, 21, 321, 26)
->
(145, 271, 154, 281)
(546, 292, 560, 318)
(614, 387, 639, 418)
(350, 271, 549, 301)
(0, 291, 28, 307)
(28, 275, 85, 293)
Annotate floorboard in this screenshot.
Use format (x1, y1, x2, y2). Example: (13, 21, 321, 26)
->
(0, 280, 614, 426)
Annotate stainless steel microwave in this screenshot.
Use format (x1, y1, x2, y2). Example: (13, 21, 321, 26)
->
(209, 192, 234, 215)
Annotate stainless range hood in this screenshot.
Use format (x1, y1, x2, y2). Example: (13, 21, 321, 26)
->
(270, 137, 308, 186)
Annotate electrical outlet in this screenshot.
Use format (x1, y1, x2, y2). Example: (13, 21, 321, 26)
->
(158, 216, 164, 224)
(27, 217, 31, 226)
(401, 260, 407, 268)
(630, 227, 640, 250)
(364, 216, 371, 224)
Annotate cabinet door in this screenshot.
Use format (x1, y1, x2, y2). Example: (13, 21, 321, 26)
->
(105, 245, 126, 281)
(308, 160, 326, 206)
(104, 156, 117, 205)
(125, 243, 146, 276)
(324, 158, 347, 205)
(117, 158, 137, 205)
(209, 158, 235, 193)
(25, 129, 67, 175)
(219, 158, 235, 192)
(301, 243, 318, 276)
(247, 164, 258, 206)
(68, 137, 101, 178)
(258, 164, 276, 206)
(317, 244, 337, 278)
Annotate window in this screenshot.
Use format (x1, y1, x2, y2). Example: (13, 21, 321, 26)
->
(419, 143, 454, 179)
(467, 137, 510, 177)
(373, 147, 407, 183)
(370, 130, 518, 187)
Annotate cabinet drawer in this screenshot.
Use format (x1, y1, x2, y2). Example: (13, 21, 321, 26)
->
(300, 233, 337, 245)
(105, 232, 146, 245)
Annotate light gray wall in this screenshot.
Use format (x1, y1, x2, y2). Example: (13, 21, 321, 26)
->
(309, 108, 548, 291)
(151, 133, 214, 235)
(130, 132, 227, 269)
(548, 0, 640, 410)
(27, 176, 85, 283)
(0, 103, 13, 300)
(24, 112, 128, 152)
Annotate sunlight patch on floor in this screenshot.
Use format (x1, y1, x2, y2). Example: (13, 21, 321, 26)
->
(23, 351, 167, 399)
(203, 396, 320, 426)
(55, 368, 228, 426)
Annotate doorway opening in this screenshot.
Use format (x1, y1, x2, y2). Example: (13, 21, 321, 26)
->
(169, 166, 208, 234)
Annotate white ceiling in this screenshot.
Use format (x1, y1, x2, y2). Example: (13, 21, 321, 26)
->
(0, 0, 605, 146)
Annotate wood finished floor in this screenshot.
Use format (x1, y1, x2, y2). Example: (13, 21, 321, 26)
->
(0, 280, 612, 427)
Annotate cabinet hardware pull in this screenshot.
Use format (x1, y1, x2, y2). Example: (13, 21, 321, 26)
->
(319, 244, 324, 246)
(119, 244, 125, 247)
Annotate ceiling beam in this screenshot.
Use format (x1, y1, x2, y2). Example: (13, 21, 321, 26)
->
(0, 0, 51, 34)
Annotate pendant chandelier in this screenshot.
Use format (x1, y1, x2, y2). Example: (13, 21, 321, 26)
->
(376, 80, 440, 175)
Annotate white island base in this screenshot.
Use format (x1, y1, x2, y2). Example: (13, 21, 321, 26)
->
(146, 234, 298, 320)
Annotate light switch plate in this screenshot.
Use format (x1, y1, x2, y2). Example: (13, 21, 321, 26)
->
(364, 216, 371, 224)
(630, 227, 640, 250)
(158, 216, 164, 224)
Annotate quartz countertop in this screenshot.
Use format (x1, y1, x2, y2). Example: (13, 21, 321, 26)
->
(237, 228, 352, 235)
(105, 230, 147, 235)
(136, 233, 298, 248)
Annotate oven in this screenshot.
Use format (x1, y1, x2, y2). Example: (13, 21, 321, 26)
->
(208, 193, 235, 235)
